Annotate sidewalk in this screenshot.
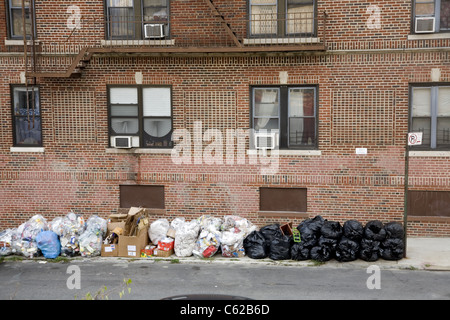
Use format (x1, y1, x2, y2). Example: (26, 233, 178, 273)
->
(90, 237, 450, 271)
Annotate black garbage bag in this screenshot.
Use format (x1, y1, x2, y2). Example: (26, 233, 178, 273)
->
(359, 238, 380, 262)
(260, 224, 283, 243)
(335, 237, 360, 262)
(243, 231, 268, 259)
(318, 235, 338, 252)
(290, 242, 310, 260)
(364, 220, 387, 241)
(384, 222, 404, 239)
(343, 220, 364, 241)
(320, 221, 343, 239)
(268, 235, 292, 260)
(310, 245, 333, 262)
(380, 238, 404, 260)
(296, 215, 325, 246)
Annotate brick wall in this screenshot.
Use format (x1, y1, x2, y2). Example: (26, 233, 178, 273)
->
(0, 1, 449, 237)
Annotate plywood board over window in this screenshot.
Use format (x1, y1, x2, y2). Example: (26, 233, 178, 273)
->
(408, 190, 450, 217)
(120, 185, 165, 209)
(260, 187, 307, 212)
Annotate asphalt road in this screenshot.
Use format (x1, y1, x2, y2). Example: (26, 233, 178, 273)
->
(0, 259, 449, 301)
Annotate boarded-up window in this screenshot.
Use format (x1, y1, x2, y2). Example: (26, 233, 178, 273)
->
(408, 190, 450, 217)
(120, 185, 165, 209)
(260, 187, 307, 212)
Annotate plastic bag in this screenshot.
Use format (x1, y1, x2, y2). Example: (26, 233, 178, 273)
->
(268, 235, 291, 260)
(219, 216, 256, 258)
(335, 237, 359, 262)
(60, 212, 86, 257)
(380, 238, 404, 260)
(260, 224, 283, 243)
(0, 229, 15, 256)
(149, 219, 170, 245)
(174, 220, 200, 257)
(359, 238, 380, 262)
(36, 230, 61, 259)
(193, 229, 221, 258)
(310, 245, 333, 262)
(320, 221, 343, 239)
(21, 214, 48, 240)
(290, 242, 310, 260)
(343, 220, 364, 241)
(48, 217, 64, 236)
(384, 222, 404, 239)
(296, 215, 324, 246)
(364, 220, 386, 241)
(318, 235, 338, 252)
(79, 215, 107, 257)
(243, 230, 268, 259)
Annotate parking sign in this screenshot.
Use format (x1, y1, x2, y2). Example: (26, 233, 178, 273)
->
(408, 132, 423, 146)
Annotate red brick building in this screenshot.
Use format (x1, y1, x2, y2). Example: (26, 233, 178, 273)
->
(1, 0, 450, 236)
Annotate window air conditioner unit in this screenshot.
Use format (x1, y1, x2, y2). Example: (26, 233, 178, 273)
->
(111, 136, 139, 148)
(415, 17, 435, 33)
(144, 24, 165, 38)
(254, 132, 277, 150)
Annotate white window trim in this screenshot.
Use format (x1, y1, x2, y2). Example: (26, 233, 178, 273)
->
(10, 147, 44, 153)
(101, 39, 175, 46)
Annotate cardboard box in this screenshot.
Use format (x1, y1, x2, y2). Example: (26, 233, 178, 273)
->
(154, 248, 174, 257)
(281, 222, 293, 236)
(101, 244, 119, 257)
(118, 227, 149, 258)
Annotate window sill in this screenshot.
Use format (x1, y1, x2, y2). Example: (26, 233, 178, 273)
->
(247, 149, 321, 156)
(408, 216, 450, 223)
(257, 211, 309, 219)
(10, 147, 44, 153)
(105, 148, 173, 154)
(409, 151, 450, 157)
(243, 37, 320, 45)
(407, 33, 450, 40)
(5, 39, 40, 46)
(101, 39, 175, 46)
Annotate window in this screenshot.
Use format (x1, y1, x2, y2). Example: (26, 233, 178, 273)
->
(251, 85, 317, 149)
(413, 0, 450, 33)
(106, 0, 169, 39)
(108, 85, 173, 148)
(249, 0, 315, 37)
(410, 85, 450, 149)
(260, 187, 307, 212)
(11, 85, 41, 147)
(120, 185, 165, 208)
(6, 0, 35, 39)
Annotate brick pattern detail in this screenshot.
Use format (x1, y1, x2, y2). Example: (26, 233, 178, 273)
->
(332, 90, 395, 146)
(52, 90, 97, 142)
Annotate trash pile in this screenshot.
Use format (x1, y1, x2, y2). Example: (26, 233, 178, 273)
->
(243, 216, 404, 262)
(0, 210, 403, 262)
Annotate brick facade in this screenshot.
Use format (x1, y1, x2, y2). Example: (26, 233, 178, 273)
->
(1, 0, 450, 237)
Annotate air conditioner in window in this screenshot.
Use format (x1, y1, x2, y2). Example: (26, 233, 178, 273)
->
(254, 132, 277, 150)
(111, 136, 139, 149)
(415, 17, 435, 33)
(144, 24, 165, 39)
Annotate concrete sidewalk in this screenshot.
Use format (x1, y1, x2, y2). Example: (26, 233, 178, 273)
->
(89, 237, 450, 271)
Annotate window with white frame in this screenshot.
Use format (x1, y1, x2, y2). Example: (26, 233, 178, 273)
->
(413, 0, 450, 33)
(249, 0, 315, 37)
(410, 85, 450, 149)
(108, 85, 173, 148)
(251, 85, 317, 149)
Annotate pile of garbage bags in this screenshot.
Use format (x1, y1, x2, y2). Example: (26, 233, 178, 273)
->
(0, 213, 107, 259)
(0, 212, 403, 262)
(244, 216, 404, 262)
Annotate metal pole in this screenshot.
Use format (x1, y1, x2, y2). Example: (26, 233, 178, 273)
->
(403, 133, 409, 258)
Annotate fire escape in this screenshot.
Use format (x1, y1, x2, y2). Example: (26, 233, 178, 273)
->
(22, 0, 328, 80)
